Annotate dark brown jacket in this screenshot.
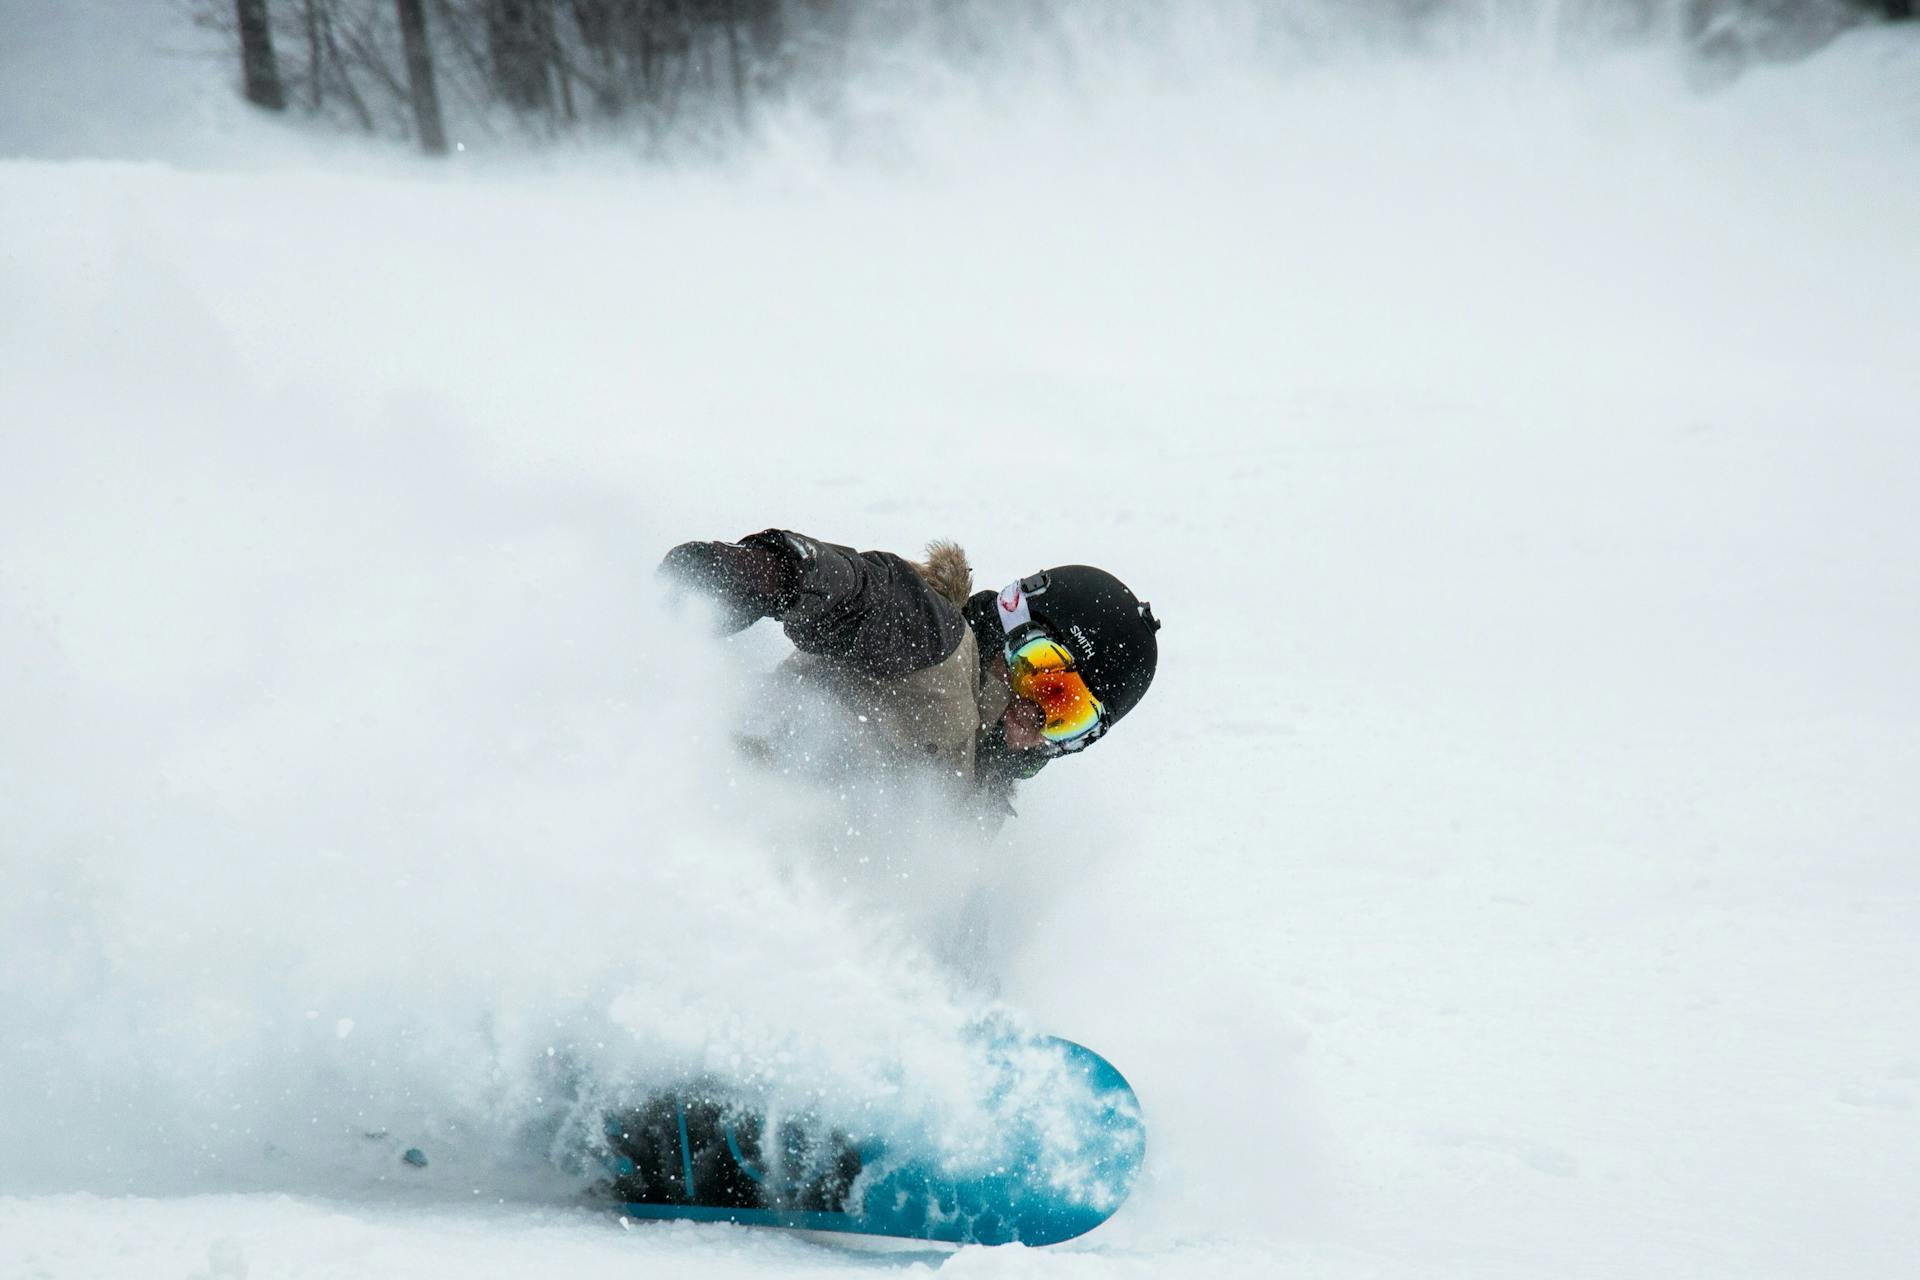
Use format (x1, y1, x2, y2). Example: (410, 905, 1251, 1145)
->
(753, 532, 1024, 817)
(775, 533, 971, 676)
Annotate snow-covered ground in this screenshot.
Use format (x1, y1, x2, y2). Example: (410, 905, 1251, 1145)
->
(4, 2, 1919, 1277)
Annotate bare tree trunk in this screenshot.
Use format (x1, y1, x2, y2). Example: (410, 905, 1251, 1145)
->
(555, 43, 576, 122)
(556, 23, 576, 123)
(396, 0, 450, 154)
(723, 0, 747, 129)
(236, 0, 288, 110)
(305, 0, 324, 110)
(487, 0, 553, 113)
(322, 14, 376, 132)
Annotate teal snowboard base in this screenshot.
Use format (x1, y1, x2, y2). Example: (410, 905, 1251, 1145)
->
(604, 1036, 1144, 1246)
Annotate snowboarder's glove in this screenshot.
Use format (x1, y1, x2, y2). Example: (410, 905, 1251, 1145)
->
(658, 535, 799, 635)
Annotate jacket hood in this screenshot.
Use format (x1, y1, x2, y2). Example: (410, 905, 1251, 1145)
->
(913, 540, 974, 609)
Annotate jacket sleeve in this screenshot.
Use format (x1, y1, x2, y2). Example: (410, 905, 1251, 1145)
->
(748, 530, 968, 679)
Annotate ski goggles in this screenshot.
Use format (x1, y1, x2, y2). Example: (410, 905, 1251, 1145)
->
(1006, 632, 1107, 749)
(996, 577, 1107, 752)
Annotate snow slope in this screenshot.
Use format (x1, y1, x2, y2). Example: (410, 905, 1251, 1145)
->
(4, 4, 1919, 1278)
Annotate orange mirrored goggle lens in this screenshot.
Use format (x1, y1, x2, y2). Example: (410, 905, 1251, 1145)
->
(1007, 634, 1105, 745)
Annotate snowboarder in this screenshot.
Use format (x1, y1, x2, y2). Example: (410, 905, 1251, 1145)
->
(658, 530, 1159, 826)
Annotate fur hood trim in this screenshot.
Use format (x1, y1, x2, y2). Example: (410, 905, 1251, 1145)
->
(915, 540, 974, 608)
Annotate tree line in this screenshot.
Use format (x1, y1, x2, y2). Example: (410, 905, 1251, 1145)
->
(216, 0, 798, 154)
(216, 2, 1917, 157)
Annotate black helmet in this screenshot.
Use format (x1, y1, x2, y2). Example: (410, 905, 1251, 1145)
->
(994, 565, 1160, 729)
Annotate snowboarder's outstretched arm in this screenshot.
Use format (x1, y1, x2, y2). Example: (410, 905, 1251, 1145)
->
(659, 530, 967, 679)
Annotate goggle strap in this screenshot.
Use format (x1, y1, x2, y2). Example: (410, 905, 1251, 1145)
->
(995, 578, 1035, 635)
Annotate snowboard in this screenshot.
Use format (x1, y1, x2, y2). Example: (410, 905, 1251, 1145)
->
(602, 1035, 1144, 1246)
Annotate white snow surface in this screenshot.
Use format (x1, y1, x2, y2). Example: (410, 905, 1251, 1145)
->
(4, 2, 1920, 1277)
